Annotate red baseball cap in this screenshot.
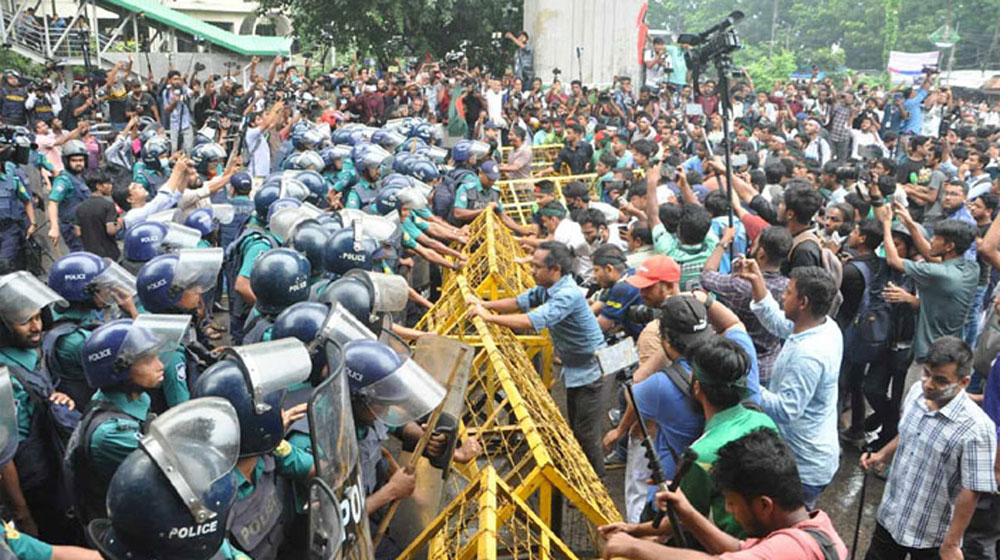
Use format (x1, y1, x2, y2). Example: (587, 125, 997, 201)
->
(626, 255, 681, 288)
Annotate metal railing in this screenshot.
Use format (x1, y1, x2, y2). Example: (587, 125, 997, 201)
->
(1, 10, 125, 63)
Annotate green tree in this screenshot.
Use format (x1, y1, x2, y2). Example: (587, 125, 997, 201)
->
(256, 0, 522, 71)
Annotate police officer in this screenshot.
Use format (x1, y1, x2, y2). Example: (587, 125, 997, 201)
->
(431, 139, 488, 223)
(193, 338, 315, 560)
(310, 226, 379, 299)
(190, 142, 229, 203)
(0, 155, 36, 275)
(136, 248, 224, 411)
(345, 144, 391, 210)
(25, 80, 58, 124)
(224, 186, 281, 345)
(88, 398, 251, 560)
(452, 159, 505, 226)
(46, 140, 90, 251)
(321, 144, 357, 200)
(282, 150, 324, 173)
(0, 366, 101, 559)
(243, 248, 311, 344)
(1, 70, 28, 126)
(119, 221, 177, 276)
(65, 316, 186, 526)
(267, 206, 328, 287)
(132, 136, 171, 196)
(45, 252, 139, 410)
(220, 172, 254, 250)
(276, 122, 324, 172)
(0, 273, 79, 544)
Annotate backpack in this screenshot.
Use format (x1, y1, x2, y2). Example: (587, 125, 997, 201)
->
(842, 260, 892, 365)
(789, 230, 843, 316)
(799, 527, 842, 560)
(432, 168, 476, 225)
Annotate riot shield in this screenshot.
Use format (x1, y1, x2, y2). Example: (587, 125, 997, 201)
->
(0, 366, 18, 465)
(389, 336, 474, 552)
(308, 344, 374, 560)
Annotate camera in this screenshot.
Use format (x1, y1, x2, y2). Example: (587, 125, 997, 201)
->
(0, 126, 35, 165)
(679, 11, 744, 71)
(624, 304, 661, 325)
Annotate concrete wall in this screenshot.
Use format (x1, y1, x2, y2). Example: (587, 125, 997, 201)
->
(523, 0, 644, 87)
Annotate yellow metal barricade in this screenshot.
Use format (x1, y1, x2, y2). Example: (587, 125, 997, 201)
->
(496, 174, 599, 226)
(396, 466, 582, 560)
(437, 210, 534, 300)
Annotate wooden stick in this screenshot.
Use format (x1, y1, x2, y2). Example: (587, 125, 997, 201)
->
(371, 347, 469, 548)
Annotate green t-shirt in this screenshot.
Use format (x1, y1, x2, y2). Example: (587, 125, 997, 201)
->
(88, 389, 151, 481)
(903, 257, 980, 359)
(651, 224, 719, 290)
(681, 405, 778, 538)
(0, 347, 40, 442)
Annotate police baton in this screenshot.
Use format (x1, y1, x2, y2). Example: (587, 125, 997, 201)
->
(371, 346, 470, 548)
(851, 446, 872, 560)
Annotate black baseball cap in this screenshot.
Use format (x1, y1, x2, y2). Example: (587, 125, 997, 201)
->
(661, 294, 713, 352)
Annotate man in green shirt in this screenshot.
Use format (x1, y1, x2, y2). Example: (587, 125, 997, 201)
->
(647, 192, 717, 290)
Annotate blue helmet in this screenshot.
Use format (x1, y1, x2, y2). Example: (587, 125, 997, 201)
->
(295, 170, 328, 204)
(141, 136, 171, 169)
(396, 137, 427, 154)
(392, 152, 414, 174)
(250, 248, 311, 315)
(230, 172, 252, 194)
(253, 184, 282, 221)
(451, 140, 474, 163)
(352, 143, 391, 172)
(343, 340, 401, 394)
(123, 222, 169, 262)
(48, 252, 107, 302)
(371, 129, 406, 151)
(321, 145, 352, 169)
(290, 122, 320, 150)
(414, 145, 448, 163)
(283, 150, 325, 172)
(267, 197, 303, 223)
(380, 173, 413, 190)
(342, 339, 445, 427)
(193, 339, 312, 457)
(318, 274, 378, 333)
(82, 319, 169, 389)
(324, 226, 377, 276)
(408, 158, 440, 182)
(136, 249, 224, 313)
(290, 222, 330, 276)
(272, 301, 330, 385)
(89, 398, 239, 560)
(409, 122, 435, 143)
(183, 208, 216, 238)
(374, 186, 403, 216)
(190, 142, 227, 175)
(331, 128, 351, 145)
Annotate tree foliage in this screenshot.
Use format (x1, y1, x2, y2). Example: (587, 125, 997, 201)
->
(256, 0, 522, 72)
(647, 0, 1000, 73)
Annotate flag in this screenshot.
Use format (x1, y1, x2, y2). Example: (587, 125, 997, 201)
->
(887, 51, 941, 83)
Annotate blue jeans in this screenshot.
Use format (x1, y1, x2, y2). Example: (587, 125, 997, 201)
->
(802, 483, 827, 510)
(965, 284, 989, 347)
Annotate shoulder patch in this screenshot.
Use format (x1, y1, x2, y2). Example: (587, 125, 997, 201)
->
(274, 439, 292, 457)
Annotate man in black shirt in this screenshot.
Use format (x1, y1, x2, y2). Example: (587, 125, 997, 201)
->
(193, 78, 220, 129)
(777, 181, 824, 275)
(547, 123, 593, 175)
(462, 81, 485, 136)
(896, 135, 928, 218)
(74, 169, 121, 259)
(124, 79, 159, 122)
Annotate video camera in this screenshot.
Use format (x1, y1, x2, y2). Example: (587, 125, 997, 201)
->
(679, 11, 744, 71)
(0, 125, 35, 165)
(444, 50, 464, 66)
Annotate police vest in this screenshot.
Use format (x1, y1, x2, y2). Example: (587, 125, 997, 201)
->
(63, 399, 150, 526)
(226, 455, 294, 560)
(242, 314, 274, 345)
(351, 180, 378, 210)
(224, 230, 277, 339)
(56, 172, 91, 224)
(1, 88, 26, 124)
(32, 97, 54, 121)
(137, 163, 168, 194)
(220, 197, 254, 250)
(0, 171, 24, 224)
(462, 181, 500, 211)
(42, 320, 98, 410)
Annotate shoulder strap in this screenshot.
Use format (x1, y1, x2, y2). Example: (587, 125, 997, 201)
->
(42, 321, 81, 378)
(799, 527, 841, 560)
(789, 229, 821, 258)
(661, 361, 692, 398)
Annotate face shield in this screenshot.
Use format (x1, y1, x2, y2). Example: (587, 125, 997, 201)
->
(340, 209, 399, 244)
(329, 145, 352, 161)
(344, 270, 408, 315)
(360, 145, 392, 170)
(377, 130, 406, 150)
(139, 397, 240, 522)
(225, 339, 312, 414)
(210, 203, 236, 225)
(269, 207, 318, 243)
(160, 222, 203, 252)
(117, 314, 190, 368)
(419, 145, 448, 163)
(0, 367, 18, 465)
(280, 177, 311, 202)
(90, 259, 137, 303)
(0, 271, 67, 325)
(467, 140, 491, 160)
(354, 349, 445, 427)
(172, 248, 224, 295)
(397, 186, 428, 211)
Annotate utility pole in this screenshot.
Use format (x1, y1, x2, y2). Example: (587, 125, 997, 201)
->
(769, 0, 779, 57)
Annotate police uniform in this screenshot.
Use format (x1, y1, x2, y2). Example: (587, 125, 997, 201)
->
(132, 161, 168, 197)
(28, 93, 54, 124)
(220, 195, 254, 250)
(225, 228, 279, 345)
(452, 176, 503, 224)
(227, 441, 312, 560)
(400, 214, 430, 251)
(42, 308, 100, 410)
(0, 163, 31, 274)
(86, 390, 150, 482)
(1, 87, 27, 126)
(147, 348, 191, 414)
(345, 177, 378, 210)
(0, 520, 53, 560)
(325, 163, 358, 194)
(48, 170, 91, 252)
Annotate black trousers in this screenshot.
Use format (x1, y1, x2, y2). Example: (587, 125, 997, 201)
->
(865, 522, 940, 560)
(566, 376, 608, 478)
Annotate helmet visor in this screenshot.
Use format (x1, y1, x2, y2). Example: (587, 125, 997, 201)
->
(141, 397, 239, 522)
(172, 248, 224, 294)
(329, 145, 352, 160)
(420, 145, 448, 163)
(117, 315, 185, 367)
(340, 209, 398, 243)
(346, 270, 408, 314)
(0, 271, 67, 325)
(211, 203, 236, 225)
(468, 140, 491, 159)
(227, 339, 312, 414)
(160, 222, 203, 251)
(315, 302, 377, 350)
(378, 130, 406, 149)
(269, 208, 313, 243)
(361, 145, 392, 169)
(397, 187, 427, 210)
(0, 367, 18, 465)
(280, 177, 311, 202)
(357, 357, 445, 427)
(91, 260, 137, 302)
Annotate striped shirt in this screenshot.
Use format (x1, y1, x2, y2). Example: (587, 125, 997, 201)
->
(877, 383, 997, 549)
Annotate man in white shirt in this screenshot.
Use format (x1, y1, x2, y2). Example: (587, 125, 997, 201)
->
(115, 156, 189, 228)
(520, 201, 593, 287)
(484, 79, 506, 127)
(803, 119, 831, 166)
(243, 100, 284, 179)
